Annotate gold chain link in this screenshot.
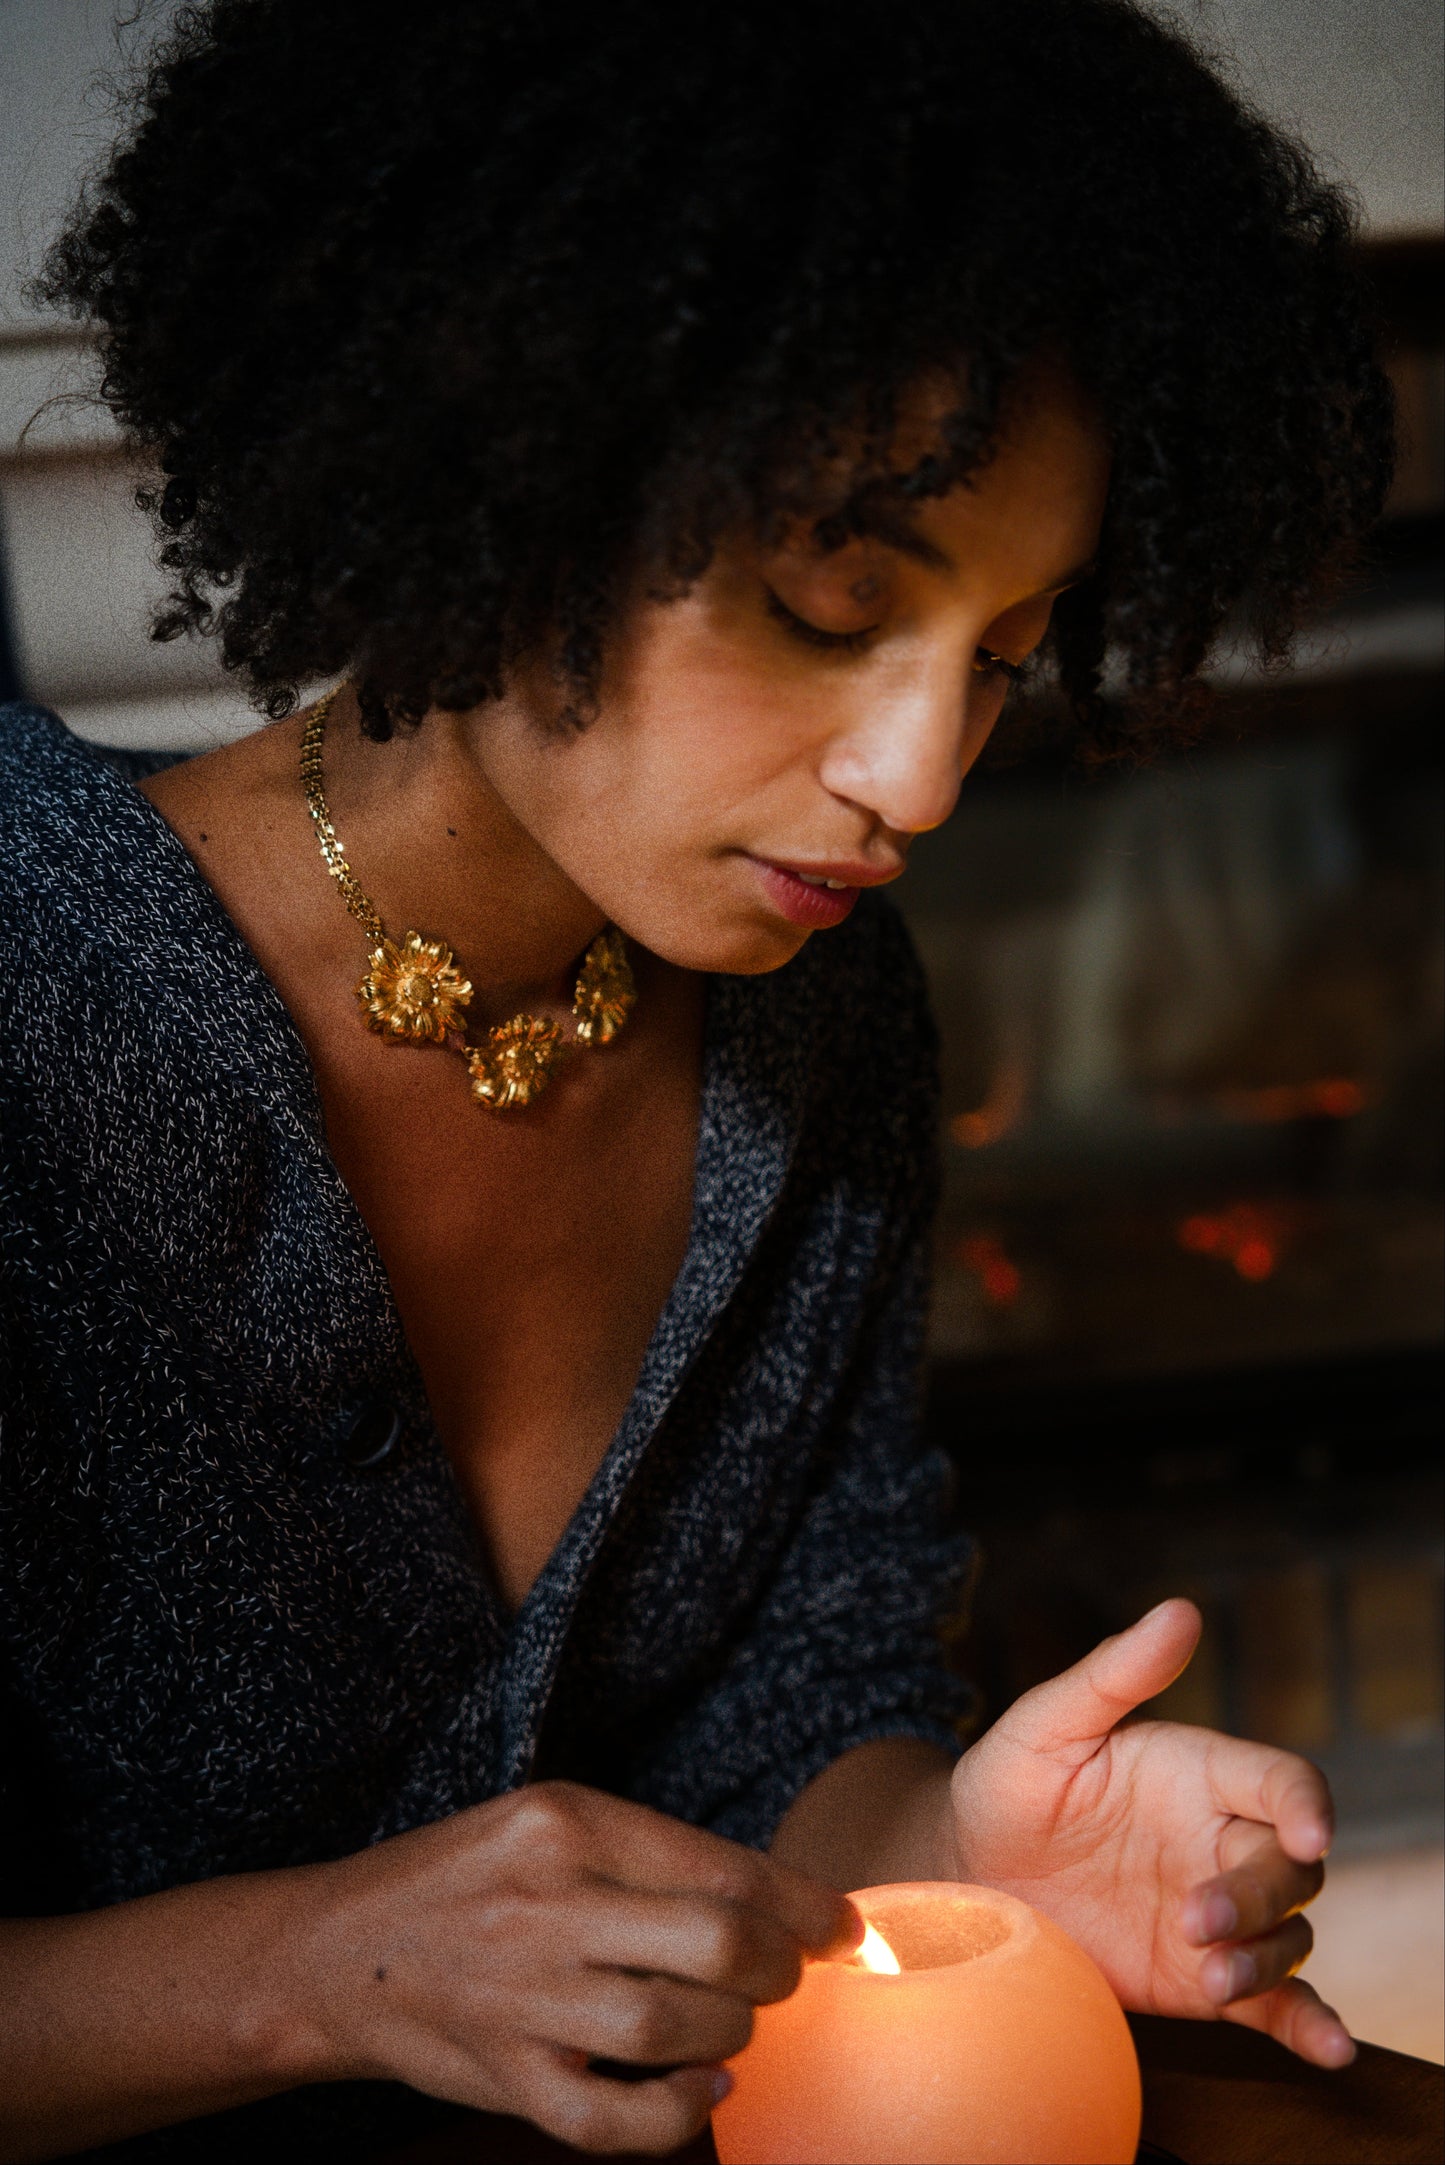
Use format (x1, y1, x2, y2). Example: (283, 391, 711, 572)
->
(300, 686, 386, 943)
(300, 682, 637, 1107)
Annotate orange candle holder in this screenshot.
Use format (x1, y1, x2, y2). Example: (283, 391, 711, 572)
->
(712, 1881, 1141, 2165)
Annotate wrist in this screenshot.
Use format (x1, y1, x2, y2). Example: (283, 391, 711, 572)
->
(228, 1859, 365, 2092)
(773, 1741, 958, 1889)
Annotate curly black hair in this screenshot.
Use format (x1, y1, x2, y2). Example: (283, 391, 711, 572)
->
(34, 0, 1392, 748)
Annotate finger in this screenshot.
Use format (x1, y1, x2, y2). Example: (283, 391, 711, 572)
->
(1202, 1740, 1334, 1864)
(575, 1881, 807, 2004)
(532, 2045, 728, 2156)
(1221, 1976, 1356, 2070)
(543, 1785, 860, 1954)
(1184, 1836, 1324, 1946)
(996, 1599, 1202, 1762)
(537, 1971, 754, 2068)
(1200, 1911, 1314, 2005)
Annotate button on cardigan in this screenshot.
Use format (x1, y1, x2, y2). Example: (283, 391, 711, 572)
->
(0, 705, 972, 2159)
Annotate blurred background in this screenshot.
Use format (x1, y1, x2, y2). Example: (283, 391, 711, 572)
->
(2, 0, 1442, 2064)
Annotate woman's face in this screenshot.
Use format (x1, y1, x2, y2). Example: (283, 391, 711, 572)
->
(476, 373, 1111, 973)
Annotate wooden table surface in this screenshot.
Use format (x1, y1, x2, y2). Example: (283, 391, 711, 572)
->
(379, 2017, 1445, 2165)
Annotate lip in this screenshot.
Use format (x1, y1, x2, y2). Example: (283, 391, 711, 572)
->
(771, 857, 904, 889)
(750, 855, 903, 930)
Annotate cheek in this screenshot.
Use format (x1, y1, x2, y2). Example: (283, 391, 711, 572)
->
(582, 627, 828, 850)
(480, 654, 828, 968)
(538, 734, 806, 971)
(564, 707, 787, 863)
(481, 582, 876, 969)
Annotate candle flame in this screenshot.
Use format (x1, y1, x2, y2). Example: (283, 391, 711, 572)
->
(855, 1921, 902, 1974)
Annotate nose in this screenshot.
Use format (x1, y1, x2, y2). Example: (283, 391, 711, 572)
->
(816, 658, 980, 837)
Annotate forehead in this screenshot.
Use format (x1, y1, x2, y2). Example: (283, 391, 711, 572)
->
(918, 373, 1110, 584)
(797, 367, 1111, 598)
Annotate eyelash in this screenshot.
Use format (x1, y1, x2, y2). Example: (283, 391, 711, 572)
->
(765, 588, 874, 653)
(764, 588, 1025, 684)
(974, 649, 1027, 687)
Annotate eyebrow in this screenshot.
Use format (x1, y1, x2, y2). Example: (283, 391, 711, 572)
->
(847, 501, 956, 572)
(847, 501, 1098, 596)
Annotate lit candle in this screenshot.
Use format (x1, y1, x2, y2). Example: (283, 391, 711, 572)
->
(712, 1881, 1141, 2165)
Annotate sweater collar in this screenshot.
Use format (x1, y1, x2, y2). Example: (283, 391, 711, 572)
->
(494, 949, 823, 1781)
(9, 711, 824, 1740)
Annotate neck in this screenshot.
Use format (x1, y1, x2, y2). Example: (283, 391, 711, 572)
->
(316, 687, 606, 1015)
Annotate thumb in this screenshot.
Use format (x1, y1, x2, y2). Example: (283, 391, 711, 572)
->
(998, 1599, 1203, 1760)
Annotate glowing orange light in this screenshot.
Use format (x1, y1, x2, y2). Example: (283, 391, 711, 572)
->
(1213, 1076, 1369, 1124)
(952, 1233, 1023, 1308)
(950, 1058, 1029, 1150)
(1176, 1201, 1293, 1281)
(1312, 1078, 1367, 1117)
(1179, 1214, 1222, 1254)
(714, 1883, 1141, 2165)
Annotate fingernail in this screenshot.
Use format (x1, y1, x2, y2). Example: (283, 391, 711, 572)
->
(1227, 1951, 1257, 1999)
(1202, 1893, 1238, 1940)
(710, 2068, 734, 2106)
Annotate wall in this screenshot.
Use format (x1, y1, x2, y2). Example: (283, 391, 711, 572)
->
(1, 0, 1442, 747)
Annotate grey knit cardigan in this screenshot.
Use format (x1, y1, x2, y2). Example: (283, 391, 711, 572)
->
(0, 705, 971, 2159)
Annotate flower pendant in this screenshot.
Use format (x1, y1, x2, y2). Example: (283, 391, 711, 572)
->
(304, 701, 632, 1109)
(356, 932, 474, 1042)
(573, 926, 637, 1048)
(468, 1015, 565, 1109)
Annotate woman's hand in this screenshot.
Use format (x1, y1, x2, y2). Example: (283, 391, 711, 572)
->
(0, 1782, 855, 2163)
(950, 1599, 1355, 2069)
(299, 1782, 860, 2154)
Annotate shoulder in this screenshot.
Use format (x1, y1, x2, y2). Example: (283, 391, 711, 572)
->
(0, 703, 305, 1121)
(0, 705, 202, 1064)
(0, 704, 186, 925)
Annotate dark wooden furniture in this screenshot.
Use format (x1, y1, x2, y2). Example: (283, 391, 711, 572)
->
(377, 2019, 1445, 2165)
(1128, 2017, 1443, 2165)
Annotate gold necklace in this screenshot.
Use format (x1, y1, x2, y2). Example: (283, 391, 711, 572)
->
(300, 686, 636, 1110)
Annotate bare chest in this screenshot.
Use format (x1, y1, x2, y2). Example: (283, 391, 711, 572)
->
(308, 968, 703, 1609)
(141, 739, 703, 1609)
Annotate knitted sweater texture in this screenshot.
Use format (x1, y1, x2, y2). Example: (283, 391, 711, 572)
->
(0, 705, 971, 2159)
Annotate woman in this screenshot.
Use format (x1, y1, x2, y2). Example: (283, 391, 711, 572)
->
(0, 1, 1390, 2157)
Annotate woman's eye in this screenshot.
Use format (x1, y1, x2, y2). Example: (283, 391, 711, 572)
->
(765, 584, 1026, 684)
(972, 647, 1026, 686)
(765, 587, 877, 652)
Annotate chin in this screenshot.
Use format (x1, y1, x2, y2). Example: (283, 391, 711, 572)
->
(636, 913, 812, 977)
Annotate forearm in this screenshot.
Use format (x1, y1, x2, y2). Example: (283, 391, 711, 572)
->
(769, 1737, 957, 1891)
(0, 1866, 336, 2164)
